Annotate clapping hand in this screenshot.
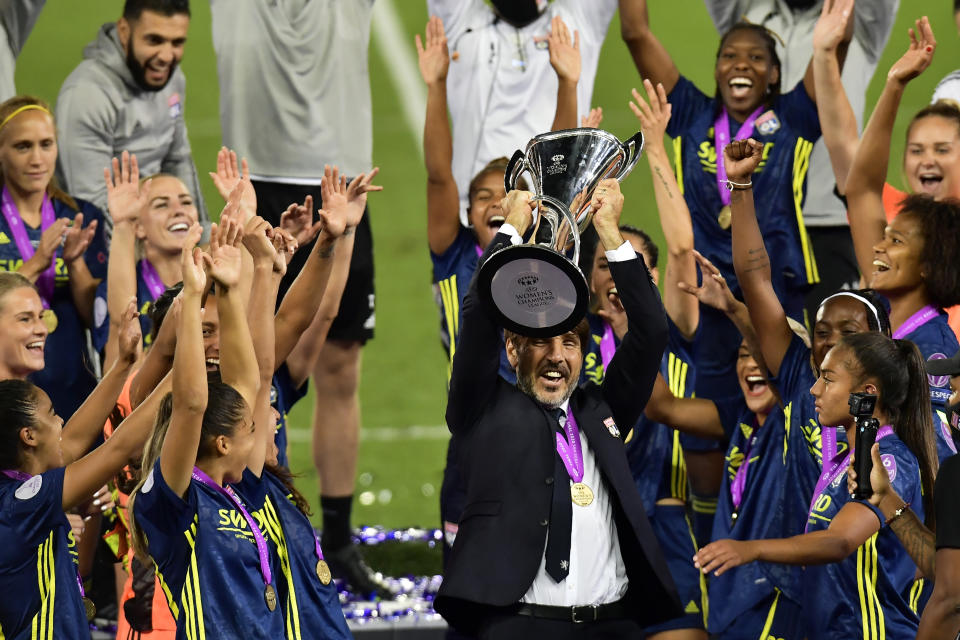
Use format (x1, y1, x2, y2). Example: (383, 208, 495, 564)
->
(204, 183, 245, 290)
(547, 16, 580, 84)
(209, 147, 257, 218)
(723, 139, 764, 184)
(318, 165, 381, 238)
(887, 16, 936, 85)
(630, 80, 672, 149)
(180, 224, 206, 296)
(581, 107, 603, 129)
(270, 227, 296, 271)
(416, 15, 449, 85)
(242, 215, 285, 275)
(678, 250, 738, 314)
(104, 151, 150, 226)
(279, 195, 321, 247)
(62, 213, 98, 264)
(116, 297, 142, 365)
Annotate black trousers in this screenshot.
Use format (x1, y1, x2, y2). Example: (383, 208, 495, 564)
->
(804, 225, 861, 326)
(478, 614, 644, 639)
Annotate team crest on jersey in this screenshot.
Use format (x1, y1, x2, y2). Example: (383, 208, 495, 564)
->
(168, 93, 182, 118)
(927, 353, 950, 388)
(881, 453, 897, 482)
(755, 110, 780, 135)
(604, 417, 620, 438)
(15, 475, 42, 500)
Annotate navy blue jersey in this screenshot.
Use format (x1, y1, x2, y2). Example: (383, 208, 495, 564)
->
(0, 197, 108, 419)
(707, 394, 819, 635)
(901, 311, 960, 461)
(259, 472, 350, 640)
(666, 76, 821, 301)
(271, 364, 307, 469)
(804, 433, 924, 640)
(92, 260, 159, 353)
(432, 225, 514, 383)
(774, 333, 829, 470)
(133, 461, 286, 639)
(0, 469, 89, 640)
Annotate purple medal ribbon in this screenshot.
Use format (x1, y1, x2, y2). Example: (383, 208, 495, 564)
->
(714, 106, 764, 206)
(804, 425, 894, 532)
(729, 418, 760, 512)
(313, 531, 325, 562)
(892, 305, 938, 339)
(2, 469, 89, 601)
(1, 186, 57, 308)
(599, 322, 616, 371)
(474, 244, 483, 259)
(139, 258, 167, 301)
(555, 411, 585, 484)
(191, 467, 273, 587)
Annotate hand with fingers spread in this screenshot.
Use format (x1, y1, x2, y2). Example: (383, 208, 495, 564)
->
(678, 250, 739, 314)
(62, 213, 98, 265)
(547, 16, 580, 84)
(21, 218, 70, 280)
(630, 80, 672, 150)
(693, 539, 757, 576)
(318, 165, 382, 238)
(597, 288, 628, 340)
(180, 224, 207, 296)
(243, 215, 284, 274)
(279, 195, 322, 247)
(723, 138, 764, 185)
(416, 15, 449, 86)
(116, 297, 143, 365)
(580, 107, 603, 129)
(205, 186, 245, 290)
(209, 146, 257, 216)
(887, 16, 936, 85)
(104, 151, 151, 226)
(812, 0, 854, 55)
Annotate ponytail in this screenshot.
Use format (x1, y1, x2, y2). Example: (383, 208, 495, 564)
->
(264, 463, 311, 518)
(127, 391, 174, 563)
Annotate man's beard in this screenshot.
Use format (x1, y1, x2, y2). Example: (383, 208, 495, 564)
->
(784, 0, 820, 10)
(125, 39, 175, 92)
(516, 369, 575, 409)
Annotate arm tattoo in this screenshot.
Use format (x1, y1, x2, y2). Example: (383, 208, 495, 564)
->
(741, 247, 769, 274)
(316, 243, 336, 259)
(890, 511, 936, 578)
(653, 166, 675, 199)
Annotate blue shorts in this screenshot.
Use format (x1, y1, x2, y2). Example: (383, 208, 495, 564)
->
(711, 588, 804, 640)
(644, 504, 707, 633)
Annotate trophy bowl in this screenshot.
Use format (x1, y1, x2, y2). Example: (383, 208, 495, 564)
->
(477, 127, 644, 337)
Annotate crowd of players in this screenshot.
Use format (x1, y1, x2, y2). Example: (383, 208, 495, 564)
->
(2, 0, 960, 638)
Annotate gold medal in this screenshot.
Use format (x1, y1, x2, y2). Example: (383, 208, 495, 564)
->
(83, 596, 96, 621)
(717, 205, 732, 230)
(264, 584, 277, 611)
(316, 559, 332, 585)
(570, 482, 594, 507)
(42, 308, 57, 333)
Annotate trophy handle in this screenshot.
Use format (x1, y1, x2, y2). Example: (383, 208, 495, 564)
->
(615, 131, 645, 182)
(504, 150, 527, 192)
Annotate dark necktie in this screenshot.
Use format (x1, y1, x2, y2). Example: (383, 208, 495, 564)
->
(544, 407, 571, 582)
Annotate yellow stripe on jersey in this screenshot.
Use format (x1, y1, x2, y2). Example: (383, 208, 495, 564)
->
(857, 534, 886, 640)
(684, 512, 709, 626)
(439, 276, 460, 380)
(757, 588, 781, 640)
(673, 137, 685, 195)
(667, 352, 689, 501)
(31, 533, 55, 640)
(691, 495, 718, 514)
(181, 518, 205, 640)
(791, 138, 819, 284)
(783, 402, 792, 464)
(908, 578, 924, 614)
(262, 498, 301, 640)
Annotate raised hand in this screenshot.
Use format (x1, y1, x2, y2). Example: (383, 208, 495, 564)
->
(596, 287, 627, 339)
(203, 182, 244, 289)
(812, 0, 854, 54)
(630, 80, 672, 148)
(548, 16, 580, 84)
(581, 107, 603, 129)
(501, 190, 535, 235)
(180, 223, 206, 296)
(279, 195, 322, 247)
(209, 146, 257, 217)
(723, 138, 764, 184)
(888, 16, 936, 85)
(678, 250, 738, 314)
(29, 218, 70, 271)
(318, 165, 381, 238)
(242, 215, 284, 273)
(416, 15, 449, 85)
(590, 179, 624, 229)
(270, 227, 296, 272)
(152, 295, 182, 357)
(62, 213, 98, 264)
(116, 297, 143, 365)
(104, 151, 151, 226)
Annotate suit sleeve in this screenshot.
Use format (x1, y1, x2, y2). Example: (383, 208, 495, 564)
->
(600, 255, 669, 430)
(160, 77, 209, 225)
(445, 233, 513, 435)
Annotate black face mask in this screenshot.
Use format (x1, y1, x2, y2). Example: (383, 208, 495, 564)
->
(784, 0, 820, 10)
(490, 0, 545, 28)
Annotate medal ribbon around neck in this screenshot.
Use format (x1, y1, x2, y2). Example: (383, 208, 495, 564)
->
(804, 425, 894, 532)
(191, 468, 273, 589)
(599, 322, 616, 371)
(892, 305, 938, 339)
(2, 469, 93, 616)
(139, 258, 167, 301)
(714, 106, 764, 206)
(728, 417, 760, 511)
(555, 410, 585, 484)
(1, 186, 57, 308)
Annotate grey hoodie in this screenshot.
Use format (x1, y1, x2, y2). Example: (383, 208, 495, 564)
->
(55, 23, 208, 233)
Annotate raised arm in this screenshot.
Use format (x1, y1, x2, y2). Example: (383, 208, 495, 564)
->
(726, 139, 794, 376)
(158, 223, 207, 498)
(548, 15, 580, 131)
(161, 84, 208, 226)
(801, 0, 855, 105)
(208, 147, 257, 302)
(417, 16, 461, 256)
(846, 17, 936, 280)
(618, 0, 680, 93)
(60, 300, 141, 464)
(630, 80, 698, 339)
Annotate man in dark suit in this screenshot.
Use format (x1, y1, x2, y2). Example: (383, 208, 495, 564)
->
(436, 180, 682, 638)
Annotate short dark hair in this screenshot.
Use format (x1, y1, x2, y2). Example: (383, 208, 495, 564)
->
(618, 224, 659, 268)
(123, 0, 190, 21)
(504, 317, 591, 359)
(0, 380, 39, 470)
(898, 195, 960, 309)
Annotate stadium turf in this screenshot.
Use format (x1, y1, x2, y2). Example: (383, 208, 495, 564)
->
(17, 0, 960, 537)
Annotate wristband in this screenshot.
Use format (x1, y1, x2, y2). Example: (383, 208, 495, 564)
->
(884, 501, 911, 526)
(725, 179, 753, 191)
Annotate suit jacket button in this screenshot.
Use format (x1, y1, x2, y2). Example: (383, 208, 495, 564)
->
(540, 519, 549, 527)
(545, 476, 554, 485)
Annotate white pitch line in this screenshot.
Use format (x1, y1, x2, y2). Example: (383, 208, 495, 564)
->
(371, 0, 426, 159)
(286, 424, 449, 443)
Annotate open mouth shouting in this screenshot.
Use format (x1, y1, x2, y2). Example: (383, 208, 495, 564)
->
(744, 374, 768, 398)
(917, 171, 943, 195)
(728, 76, 754, 100)
(487, 215, 505, 230)
(205, 357, 220, 371)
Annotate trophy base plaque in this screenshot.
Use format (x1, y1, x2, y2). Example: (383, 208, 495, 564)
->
(478, 243, 589, 338)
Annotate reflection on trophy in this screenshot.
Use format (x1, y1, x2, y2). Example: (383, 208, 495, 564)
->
(477, 127, 644, 337)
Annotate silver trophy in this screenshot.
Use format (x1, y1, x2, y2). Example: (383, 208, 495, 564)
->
(477, 127, 644, 337)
